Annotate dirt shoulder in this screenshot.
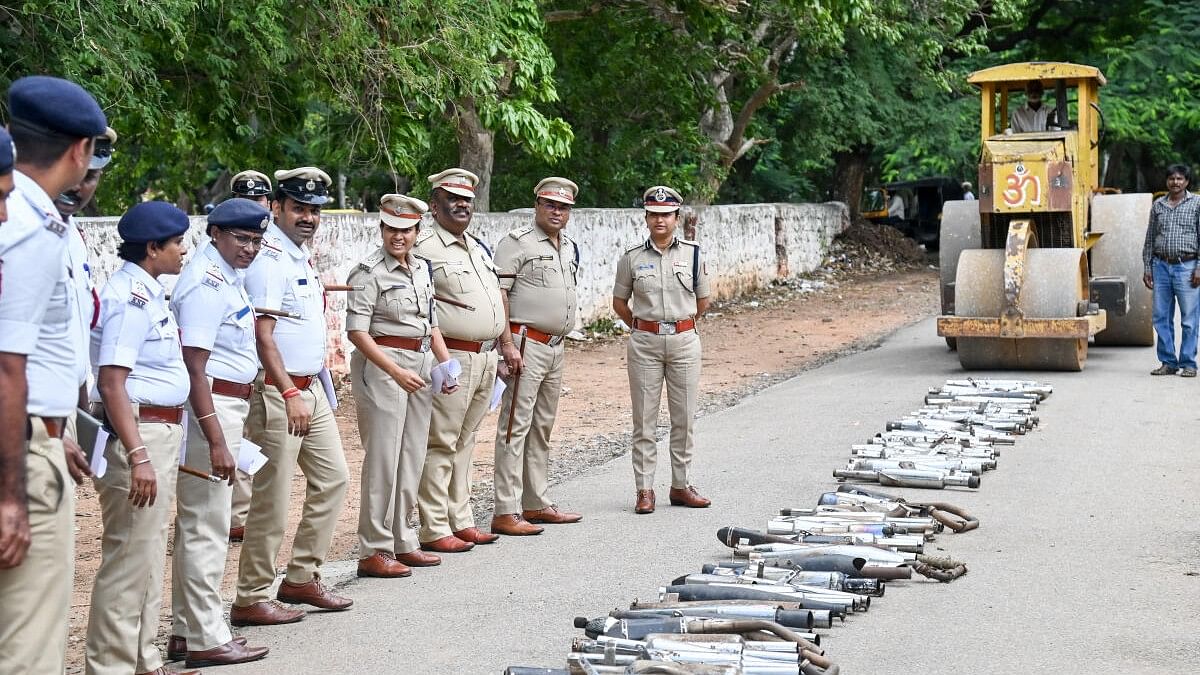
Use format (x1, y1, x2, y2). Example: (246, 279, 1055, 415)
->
(65, 260, 938, 672)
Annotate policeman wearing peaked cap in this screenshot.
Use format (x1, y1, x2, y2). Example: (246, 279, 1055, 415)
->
(489, 177, 584, 537)
(348, 193, 458, 577)
(0, 75, 106, 675)
(166, 197, 271, 667)
(233, 165, 352, 625)
(85, 201, 193, 675)
(613, 185, 713, 515)
(231, 169, 273, 205)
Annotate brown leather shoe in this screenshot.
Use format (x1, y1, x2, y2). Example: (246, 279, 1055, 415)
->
(490, 514, 544, 536)
(229, 525, 245, 542)
(277, 577, 353, 611)
(168, 635, 248, 661)
(394, 550, 442, 567)
(137, 668, 200, 675)
(523, 506, 582, 524)
(635, 489, 655, 514)
(421, 535, 474, 553)
(453, 526, 500, 545)
(229, 600, 306, 626)
(186, 639, 270, 667)
(669, 485, 712, 508)
(356, 552, 412, 578)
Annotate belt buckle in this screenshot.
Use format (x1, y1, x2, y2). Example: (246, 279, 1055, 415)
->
(419, 336, 431, 352)
(480, 338, 496, 352)
(659, 322, 677, 335)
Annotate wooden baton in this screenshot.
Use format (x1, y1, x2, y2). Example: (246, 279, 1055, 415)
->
(179, 465, 223, 484)
(323, 284, 364, 291)
(432, 294, 476, 311)
(253, 307, 301, 319)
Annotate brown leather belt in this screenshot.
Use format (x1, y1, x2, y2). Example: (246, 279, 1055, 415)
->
(510, 323, 564, 346)
(633, 317, 696, 335)
(26, 416, 66, 440)
(264, 373, 314, 391)
(443, 336, 497, 353)
(1158, 253, 1197, 264)
(212, 377, 253, 400)
(373, 335, 432, 352)
(138, 405, 185, 425)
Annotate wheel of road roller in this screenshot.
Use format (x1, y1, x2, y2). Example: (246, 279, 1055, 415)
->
(938, 201, 982, 350)
(1091, 193, 1155, 346)
(954, 248, 1089, 371)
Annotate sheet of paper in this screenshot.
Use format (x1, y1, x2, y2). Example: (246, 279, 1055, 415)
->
(490, 376, 507, 412)
(318, 367, 338, 410)
(90, 427, 109, 479)
(177, 409, 189, 465)
(237, 438, 269, 476)
(432, 359, 462, 395)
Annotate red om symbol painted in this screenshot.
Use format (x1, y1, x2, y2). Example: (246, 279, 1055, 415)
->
(1002, 163, 1041, 207)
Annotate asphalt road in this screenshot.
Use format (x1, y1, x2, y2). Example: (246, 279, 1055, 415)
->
(221, 318, 1200, 674)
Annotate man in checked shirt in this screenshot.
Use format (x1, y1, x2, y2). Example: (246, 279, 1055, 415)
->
(1142, 163, 1200, 377)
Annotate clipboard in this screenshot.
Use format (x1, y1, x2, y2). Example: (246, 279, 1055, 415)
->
(74, 408, 111, 478)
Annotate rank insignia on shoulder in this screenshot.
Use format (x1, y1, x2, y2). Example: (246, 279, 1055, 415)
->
(415, 229, 434, 243)
(202, 275, 221, 289)
(203, 264, 224, 289)
(129, 284, 150, 308)
(510, 225, 534, 239)
(44, 218, 67, 237)
(261, 238, 283, 259)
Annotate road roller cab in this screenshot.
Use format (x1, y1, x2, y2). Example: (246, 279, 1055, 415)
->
(937, 62, 1154, 371)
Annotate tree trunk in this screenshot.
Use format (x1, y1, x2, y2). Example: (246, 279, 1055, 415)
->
(454, 97, 494, 213)
(831, 145, 872, 221)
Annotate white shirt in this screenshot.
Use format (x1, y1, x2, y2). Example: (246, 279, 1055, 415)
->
(1010, 104, 1056, 133)
(66, 221, 98, 385)
(244, 223, 326, 375)
(170, 242, 259, 384)
(0, 171, 79, 417)
(91, 262, 189, 406)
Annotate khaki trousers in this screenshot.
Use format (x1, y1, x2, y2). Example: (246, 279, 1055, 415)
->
(229, 471, 252, 529)
(235, 374, 348, 605)
(492, 338, 564, 514)
(627, 329, 702, 490)
(0, 419, 72, 675)
(171, 392, 248, 650)
(85, 419, 184, 675)
(352, 347, 433, 557)
(417, 349, 497, 541)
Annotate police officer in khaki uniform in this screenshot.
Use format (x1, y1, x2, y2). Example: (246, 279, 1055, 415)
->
(489, 177, 584, 537)
(232, 167, 351, 626)
(226, 169, 271, 542)
(414, 168, 522, 553)
(612, 185, 712, 515)
(0, 77, 104, 675)
(348, 194, 457, 578)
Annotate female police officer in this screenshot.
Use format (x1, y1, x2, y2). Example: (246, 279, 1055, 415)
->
(347, 194, 457, 578)
(84, 201, 193, 675)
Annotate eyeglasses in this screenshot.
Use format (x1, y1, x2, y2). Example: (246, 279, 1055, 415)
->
(225, 232, 264, 249)
(537, 199, 573, 212)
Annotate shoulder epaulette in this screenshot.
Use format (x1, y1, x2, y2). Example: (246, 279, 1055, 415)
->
(202, 263, 224, 289)
(128, 281, 151, 309)
(678, 238, 700, 247)
(509, 224, 535, 239)
(260, 235, 283, 260)
(624, 242, 644, 254)
(358, 249, 386, 271)
(415, 228, 435, 244)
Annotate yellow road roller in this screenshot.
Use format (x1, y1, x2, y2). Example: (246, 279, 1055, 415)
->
(937, 62, 1154, 371)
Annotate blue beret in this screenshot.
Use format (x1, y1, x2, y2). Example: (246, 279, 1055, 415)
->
(118, 201, 190, 243)
(208, 198, 270, 232)
(0, 127, 13, 175)
(8, 76, 107, 138)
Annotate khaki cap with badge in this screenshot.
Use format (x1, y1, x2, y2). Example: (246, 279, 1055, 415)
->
(642, 185, 683, 213)
(534, 177, 578, 205)
(427, 168, 480, 198)
(274, 166, 332, 205)
(380, 194, 428, 228)
(231, 169, 272, 198)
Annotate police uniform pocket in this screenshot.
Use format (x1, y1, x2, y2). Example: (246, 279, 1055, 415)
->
(25, 447, 66, 514)
(536, 262, 562, 288)
(675, 271, 696, 295)
(633, 268, 659, 292)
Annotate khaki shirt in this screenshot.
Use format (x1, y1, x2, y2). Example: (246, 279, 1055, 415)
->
(345, 247, 436, 338)
(613, 238, 710, 322)
(413, 221, 505, 341)
(495, 223, 579, 336)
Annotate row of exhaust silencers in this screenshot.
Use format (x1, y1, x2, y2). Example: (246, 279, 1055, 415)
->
(924, 394, 1037, 411)
(773, 509, 944, 532)
(914, 405, 1038, 426)
(821, 485, 981, 533)
(733, 542, 915, 566)
(701, 562, 884, 596)
(569, 635, 823, 668)
(886, 416, 1023, 436)
(833, 466, 981, 489)
(938, 377, 1053, 396)
(659, 584, 858, 615)
(907, 410, 1030, 433)
(851, 442, 998, 463)
(875, 428, 1014, 446)
(629, 601, 839, 631)
(719, 524, 925, 556)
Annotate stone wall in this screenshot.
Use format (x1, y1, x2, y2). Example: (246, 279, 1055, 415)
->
(78, 201, 848, 372)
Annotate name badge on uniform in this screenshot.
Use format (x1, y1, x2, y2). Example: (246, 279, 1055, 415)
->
(636, 263, 655, 272)
(236, 306, 252, 319)
(297, 278, 308, 286)
(203, 271, 223, 289)
(389, 282, 410, 290)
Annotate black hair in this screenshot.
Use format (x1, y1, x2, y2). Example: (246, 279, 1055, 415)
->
(1166, 163, 1192, 182)
(7, 119, 89, 170)
(117, 236, 174, 263)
